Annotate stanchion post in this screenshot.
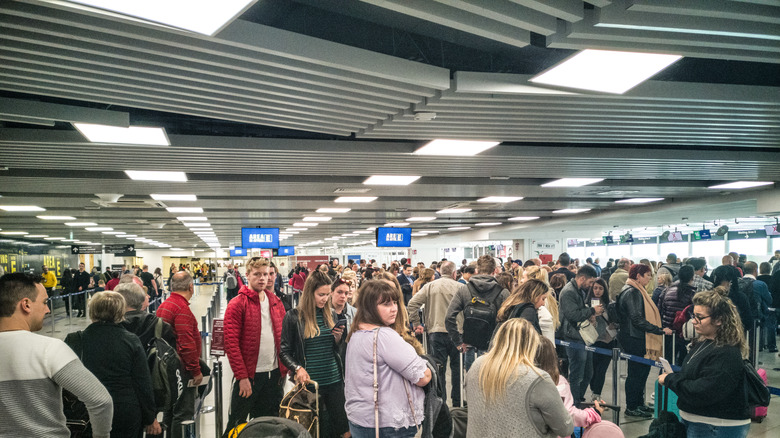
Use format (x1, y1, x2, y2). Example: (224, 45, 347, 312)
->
(67, 294, 73, 325)
(671, 335, 677, 366)
(611, 347, 620, 426)
(213, 360, 223, 438)
(181, 420, 195, 438)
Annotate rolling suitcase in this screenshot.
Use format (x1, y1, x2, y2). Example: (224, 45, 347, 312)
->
(751, 368, 769, 422)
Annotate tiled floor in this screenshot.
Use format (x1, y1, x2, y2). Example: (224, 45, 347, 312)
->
(44, 286, 780, 437)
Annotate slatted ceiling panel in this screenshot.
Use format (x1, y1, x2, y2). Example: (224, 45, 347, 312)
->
(0, 1, 449, 136)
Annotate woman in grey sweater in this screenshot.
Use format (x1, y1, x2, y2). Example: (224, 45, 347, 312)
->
(466, 318, 573, 437)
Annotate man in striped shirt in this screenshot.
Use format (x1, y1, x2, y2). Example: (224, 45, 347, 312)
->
(156, 272, 201, 438)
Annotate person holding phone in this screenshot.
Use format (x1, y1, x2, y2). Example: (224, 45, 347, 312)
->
(280, 270, 350, 438)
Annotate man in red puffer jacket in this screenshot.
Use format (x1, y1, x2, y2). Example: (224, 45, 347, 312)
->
(222, 257, 287, 437)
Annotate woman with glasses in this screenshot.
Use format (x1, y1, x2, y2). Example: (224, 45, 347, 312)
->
(617, 263, 674, 417)
(659, 290, 751, 438)
(280, 270, 350, 438)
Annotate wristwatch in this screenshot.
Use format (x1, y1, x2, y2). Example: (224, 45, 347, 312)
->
(295, 365, 302, 372)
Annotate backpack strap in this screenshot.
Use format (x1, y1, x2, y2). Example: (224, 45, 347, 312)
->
(154, 318, 163, 339)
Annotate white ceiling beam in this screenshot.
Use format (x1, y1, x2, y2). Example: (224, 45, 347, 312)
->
(507, 0, 584, 22)
(358, 0, 530, 47)
(0, 96, 128, 126)
(627, 0, 780, 24)
(433, 0, 558, 35)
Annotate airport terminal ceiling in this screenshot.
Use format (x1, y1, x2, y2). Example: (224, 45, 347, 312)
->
(0, 0, 779, 252)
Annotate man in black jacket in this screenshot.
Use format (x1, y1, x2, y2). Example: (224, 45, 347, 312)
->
(75, 262, 91, 317)
(559, 264, 601, 404)
(115, 282, 176, 348)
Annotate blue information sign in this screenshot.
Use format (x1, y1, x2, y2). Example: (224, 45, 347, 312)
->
(230, 248, 246, 257)
(347, 255, 361, 262)
(278, 246, 295, 256)
(241, 228, 280, 249)
(376, 227, 412, 247)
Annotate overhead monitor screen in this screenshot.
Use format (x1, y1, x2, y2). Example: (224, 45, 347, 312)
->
(230, 248, 246, 257)
(693, 230, 712, 240)
(602, 236, 614, 244)
(241, 227, 280, 249)
(376, 227, 412, 247)
(765, 224, 780, 236)
(278, 246, 295, 256)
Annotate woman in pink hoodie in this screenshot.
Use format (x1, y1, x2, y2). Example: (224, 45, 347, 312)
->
(536, 338, 603, 435)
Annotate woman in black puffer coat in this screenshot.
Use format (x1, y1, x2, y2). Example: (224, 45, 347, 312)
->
(659, 265, 696, 364)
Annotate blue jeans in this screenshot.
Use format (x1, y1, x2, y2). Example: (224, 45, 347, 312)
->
(565, 345, 593, 403)
(349, 421, 417, 438)
(463, 346, 484, 372)
(428, 332, 461, 406)
(682, 419, 749, 438)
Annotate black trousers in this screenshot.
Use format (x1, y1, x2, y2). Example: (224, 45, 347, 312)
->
(314, 380, 349, 438)
(223, 368, 283, 437)
(428, 332, 461, 406)
(620, 334, 650, 410)
(589, 340, 615, 396)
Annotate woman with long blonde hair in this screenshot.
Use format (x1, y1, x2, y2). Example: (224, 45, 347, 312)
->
(412, 268, 435, 296)
(466, 318, 572, 437)
(279, 270, 351, 438)
(524, 266, 560, 342)
(496, 279, 548, 335)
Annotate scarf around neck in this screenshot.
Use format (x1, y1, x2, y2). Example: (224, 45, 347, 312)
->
(626, 278, 663, 361)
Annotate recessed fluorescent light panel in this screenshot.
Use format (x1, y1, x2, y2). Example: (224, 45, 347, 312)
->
(437, 208, 471, 214)
(0, 205, 45, 211)
(74, 123, 169, 146)
(448, 226, 471, 230)
(184, 223, 211, 228)
(476, 222, 502, 227)
(477, 196, 523, 203)
(25, 235, 49, 238)
(302, 217, 332, 222)
(151, 194, 197, 201)
(363, 175, 421, 185)
(553, 208, 591, 214)
(125, 170, 187, 182)
(286, 228, 306, 232)
(615, 198, 665, 204)
(102, 231, 124, 235)
(508, 216, 540, 221)
(530, 49, 682, 94)
(293, 222, 317, 227)
(542, 178, 604, 187)
(36, 215, 77, 220)
(406, 217, 436, 222)
(166, 207, 203, 213)
(65, 222, 97, 226)
(707, 181, 773, 190)
(384, 222, 410, 227)
(316, 208, 350, 213)
(86, 227, 113, 231)
(334, 197, 377, 203)
(65, 0, 255, 36)
(0, 231, 28, 235)
(414, 139, 500, 156)
(177, 217, 208, 221)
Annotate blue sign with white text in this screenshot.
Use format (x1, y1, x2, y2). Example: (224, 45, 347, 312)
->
(376, 227, 412, 247)
(347, 255, 361, 262)
(230, 248, 246, 257)
(241, 228, 280, 249)
(278, 246, 295, 256)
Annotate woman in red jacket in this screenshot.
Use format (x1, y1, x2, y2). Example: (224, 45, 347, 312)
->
(222, 257, 287, 437)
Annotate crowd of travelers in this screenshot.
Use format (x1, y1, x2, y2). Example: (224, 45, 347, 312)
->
(2, 249, 778, 437)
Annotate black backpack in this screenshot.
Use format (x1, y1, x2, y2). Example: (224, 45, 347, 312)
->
(738, 277, 761, 321)
(147, 319, 184, 411)
(462, 284, 504, 351)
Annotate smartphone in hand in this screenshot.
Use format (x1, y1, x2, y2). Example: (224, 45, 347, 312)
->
(658, 357, 674, 374)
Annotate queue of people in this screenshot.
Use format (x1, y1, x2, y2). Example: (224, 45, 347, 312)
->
(2, 248, 778, 438)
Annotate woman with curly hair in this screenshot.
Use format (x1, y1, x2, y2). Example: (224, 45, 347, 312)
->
(659, 290, 751, 437)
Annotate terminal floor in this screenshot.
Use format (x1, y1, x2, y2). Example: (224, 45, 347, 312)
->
(45, 288, 780, 437)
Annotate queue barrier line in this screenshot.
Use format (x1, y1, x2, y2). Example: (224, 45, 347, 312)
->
(555, 338, 780, 396)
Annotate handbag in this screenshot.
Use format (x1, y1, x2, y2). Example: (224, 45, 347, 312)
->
(744, 360, 770, 407)
(372, 328, 421, 437)
(577, 320, 599, 346)
(279, 381, 319, 437)
(63, 331, 91, 437)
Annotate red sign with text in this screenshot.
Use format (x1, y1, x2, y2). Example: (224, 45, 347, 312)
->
(210, 318, 224, 357)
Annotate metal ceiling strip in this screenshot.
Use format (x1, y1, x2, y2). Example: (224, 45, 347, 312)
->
(508, 0, 584, 22)
(0, 59, 388, 123)
(433, 0, 558, 35)
(357, 0, 531, 48)
(397, 112, 780, 125)
(627, 0, 780, 25)
(0, 71, 370, 130)
(0, 96, 128, 126)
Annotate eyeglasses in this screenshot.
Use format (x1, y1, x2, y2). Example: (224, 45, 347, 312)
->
(692, 314, 712, 323)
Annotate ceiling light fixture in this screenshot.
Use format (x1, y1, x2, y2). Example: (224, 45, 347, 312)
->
(102, 231, 124, 235)
(125, 170, 187, 182)
(75, 123, 169, 146)
(316, 208, 351, 213)
(152, 194, 197, 201)
(65, 222, 97, 226)
(0, 205, 46, 211)
(615, 198, 665, 204)
(707, 181, 773, 190)
(437, 208, 471, 214)
(36, 215, 77, 220)
(363, 175, 421, 185)
(414, 139, 500, 156)
(529, 49, 682, 94)
(0, 231, 28, 235)
(286, 228, 307, 232)
(477, 196, 523, 203)
(476, 222, 502, 226)
(25, 234, 49, 238)
(553, 208, 591, 214)
(384, 222, 410, 227)
(177, 216, 208, 221)
(508, 216, 540, 221)
(302, 217, 332, 222)
(85, 227, 113, 231)
(541, 178, 604, 187)
(43, 236, 65, 240)
(334, 196, 377, 203)
(406, 217, 436, 222)
(166, 207, 203, 213)
(293, 222, 317, 227)
(448, 226, 471, 230)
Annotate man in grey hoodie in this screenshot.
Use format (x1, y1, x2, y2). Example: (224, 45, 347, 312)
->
(445, 255, 510, 372)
